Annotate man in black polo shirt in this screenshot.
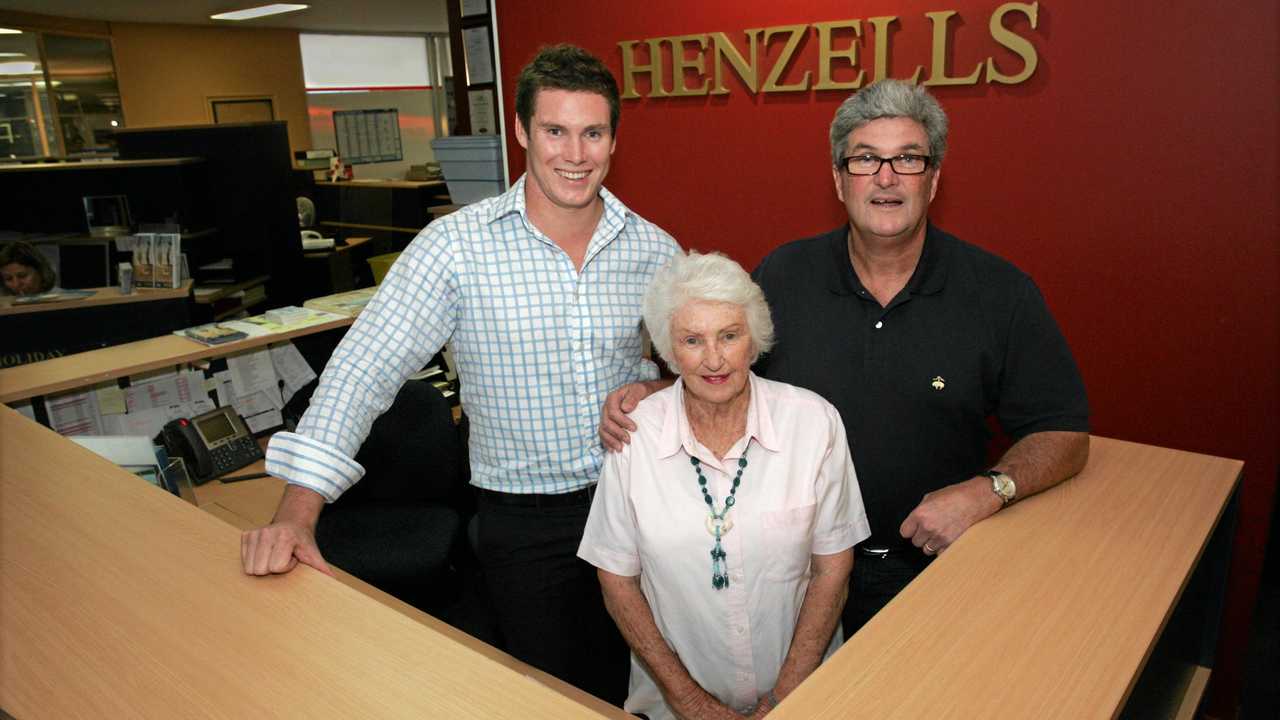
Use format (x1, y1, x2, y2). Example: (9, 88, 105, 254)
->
(751, 80, 1090, 636)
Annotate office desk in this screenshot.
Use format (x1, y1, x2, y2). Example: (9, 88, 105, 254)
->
(0, 281, 192, 317)
(0, 282, 194, 368)
(313, 179, 447, 240)
(192, 274, 271, 322)
(301, 235, 373, 258)
(319, 220, 423, 236)
(428, 203, 462, 220)
(0, 313, 353, 404)
(772, 435, 1241, 719)
(0, 407, 625, 720)
(302, 236, 376, 294)
(0, 422, 1238, 718)
(0, 398, 1240, 720)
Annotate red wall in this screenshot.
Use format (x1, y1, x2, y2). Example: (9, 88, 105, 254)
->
(495, 1, 1278, 712)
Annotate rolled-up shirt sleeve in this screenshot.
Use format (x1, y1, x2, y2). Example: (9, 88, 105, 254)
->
(578, 445, 641, 577)
(265, 224, 459, 502)
(811, 402, 871, 555)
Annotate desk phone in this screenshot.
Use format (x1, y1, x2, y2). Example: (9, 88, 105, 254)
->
(160, 406, 264, 482)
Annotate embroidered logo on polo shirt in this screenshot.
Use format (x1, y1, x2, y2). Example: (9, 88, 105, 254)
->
(931, 376, 945, 390)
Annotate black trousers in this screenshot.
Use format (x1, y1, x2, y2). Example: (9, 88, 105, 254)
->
(843, 549, 934, 639)
(475, 492, 629, 706)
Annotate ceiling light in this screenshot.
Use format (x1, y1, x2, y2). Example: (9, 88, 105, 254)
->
(0, 53, 25, 58)
(0, 61, 38, 74)
(210, 4, 309, 21)
(0, 28, 23, 34)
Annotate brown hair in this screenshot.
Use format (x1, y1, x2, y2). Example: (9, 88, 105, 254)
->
(515, 44, 620, 135)
(0, 241, 56, 295)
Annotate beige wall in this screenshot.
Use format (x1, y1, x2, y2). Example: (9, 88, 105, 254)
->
(111, 22, 312, 154)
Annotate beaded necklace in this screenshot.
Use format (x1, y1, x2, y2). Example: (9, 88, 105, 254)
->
(691, 455, 748, 590)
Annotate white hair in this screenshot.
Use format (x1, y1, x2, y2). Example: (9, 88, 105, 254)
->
(643, 250, 774, 368)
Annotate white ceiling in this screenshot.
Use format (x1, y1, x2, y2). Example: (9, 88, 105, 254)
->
(0, 0, 450, 34)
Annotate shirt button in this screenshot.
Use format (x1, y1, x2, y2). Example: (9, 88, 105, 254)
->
(874, 320, 884, 329)
(736, 625, 745, 635)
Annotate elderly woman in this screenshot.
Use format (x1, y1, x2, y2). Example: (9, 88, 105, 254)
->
(0, 241, 57, 296)
(579, 251, 869, 719)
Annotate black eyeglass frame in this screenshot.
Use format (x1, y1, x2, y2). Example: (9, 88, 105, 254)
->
(839, 154, 934, 176)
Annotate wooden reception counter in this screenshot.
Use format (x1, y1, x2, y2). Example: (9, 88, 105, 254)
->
(0, 403, 1240, 718)
(0, 406, 625, 719)
(772, 436, 1241, 719)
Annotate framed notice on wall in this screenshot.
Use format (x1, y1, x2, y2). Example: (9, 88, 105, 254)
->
(333, 108, 404, 165)
(462, 27, 494, 85)
(468, 90, 496, 135)
(209, 96, 275, 124)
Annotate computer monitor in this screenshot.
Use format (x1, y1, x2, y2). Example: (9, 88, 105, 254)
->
(83, 195, 132, 238)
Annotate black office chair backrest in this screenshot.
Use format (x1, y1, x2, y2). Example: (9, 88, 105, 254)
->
(343, 380, 466, 504)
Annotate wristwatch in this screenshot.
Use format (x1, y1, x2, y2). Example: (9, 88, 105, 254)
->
(985, 470, 1016, 505)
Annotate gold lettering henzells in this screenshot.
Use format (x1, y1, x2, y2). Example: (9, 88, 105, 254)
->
(618, 2, 1041, 100)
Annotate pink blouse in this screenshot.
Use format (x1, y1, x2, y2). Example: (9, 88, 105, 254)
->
(579, 373, 870, 718)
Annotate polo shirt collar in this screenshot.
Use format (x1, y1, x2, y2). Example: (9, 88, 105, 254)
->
(657, 373, 780, 467)
(825, 222, 949, 298)
(908, 223, 948, 296)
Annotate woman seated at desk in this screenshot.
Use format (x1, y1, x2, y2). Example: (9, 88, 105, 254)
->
(579, 251, 870, 719)
(1, 241, 57, 297)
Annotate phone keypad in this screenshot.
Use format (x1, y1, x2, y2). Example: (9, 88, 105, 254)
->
(212, 436, 265, 475)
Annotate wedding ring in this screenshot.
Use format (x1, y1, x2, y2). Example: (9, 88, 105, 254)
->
(923, 542, 937, 554)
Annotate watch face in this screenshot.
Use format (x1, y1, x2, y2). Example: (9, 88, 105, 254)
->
(991, 472, 1015, 501)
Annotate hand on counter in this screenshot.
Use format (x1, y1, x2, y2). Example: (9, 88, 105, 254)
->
(899, 476, 1001, 556)
(241, 484, 335, 577)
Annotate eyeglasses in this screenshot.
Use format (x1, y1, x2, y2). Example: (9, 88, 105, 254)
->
(840, 154, 932, 176)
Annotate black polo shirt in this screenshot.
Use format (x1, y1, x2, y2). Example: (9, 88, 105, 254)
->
(752, 223, 1089, 546)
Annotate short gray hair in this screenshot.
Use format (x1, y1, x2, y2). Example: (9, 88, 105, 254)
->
(644, 250, 775, 368)
(829, 79, 949, 168)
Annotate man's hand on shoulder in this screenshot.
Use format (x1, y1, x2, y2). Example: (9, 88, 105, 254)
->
(241, 484, 335, 577)
(899, 476, 1002, 556)
(599, 379, 672, 452)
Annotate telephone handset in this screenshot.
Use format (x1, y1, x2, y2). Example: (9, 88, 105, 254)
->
(160, 406, 264, 482)
(300, 229, 334, 251)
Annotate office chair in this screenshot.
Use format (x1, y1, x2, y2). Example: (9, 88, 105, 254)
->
(313, 379, 470, 612)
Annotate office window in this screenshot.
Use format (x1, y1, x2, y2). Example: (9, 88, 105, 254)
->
(299, 33, 450, 180)
(0, 30, 123, 160)
(43, 34, 123, 157)
(0, 31, 55, 158)
(301, 35, 431, 90)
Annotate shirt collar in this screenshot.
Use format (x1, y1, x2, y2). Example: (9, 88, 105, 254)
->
(485, 174, 631, 251)
(826, 221, 949, 298)
(486, 174, 527, 222)
(657, 373, 781, 465)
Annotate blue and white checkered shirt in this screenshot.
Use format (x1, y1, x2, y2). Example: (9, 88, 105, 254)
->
(266, 176, 680, 500)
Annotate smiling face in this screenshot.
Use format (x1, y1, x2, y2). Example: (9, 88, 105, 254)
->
(515, 88, 616, 220)
(670, 300, 754, 412)
(2, 262, 42, 296)
(833, 116, 940, 247)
